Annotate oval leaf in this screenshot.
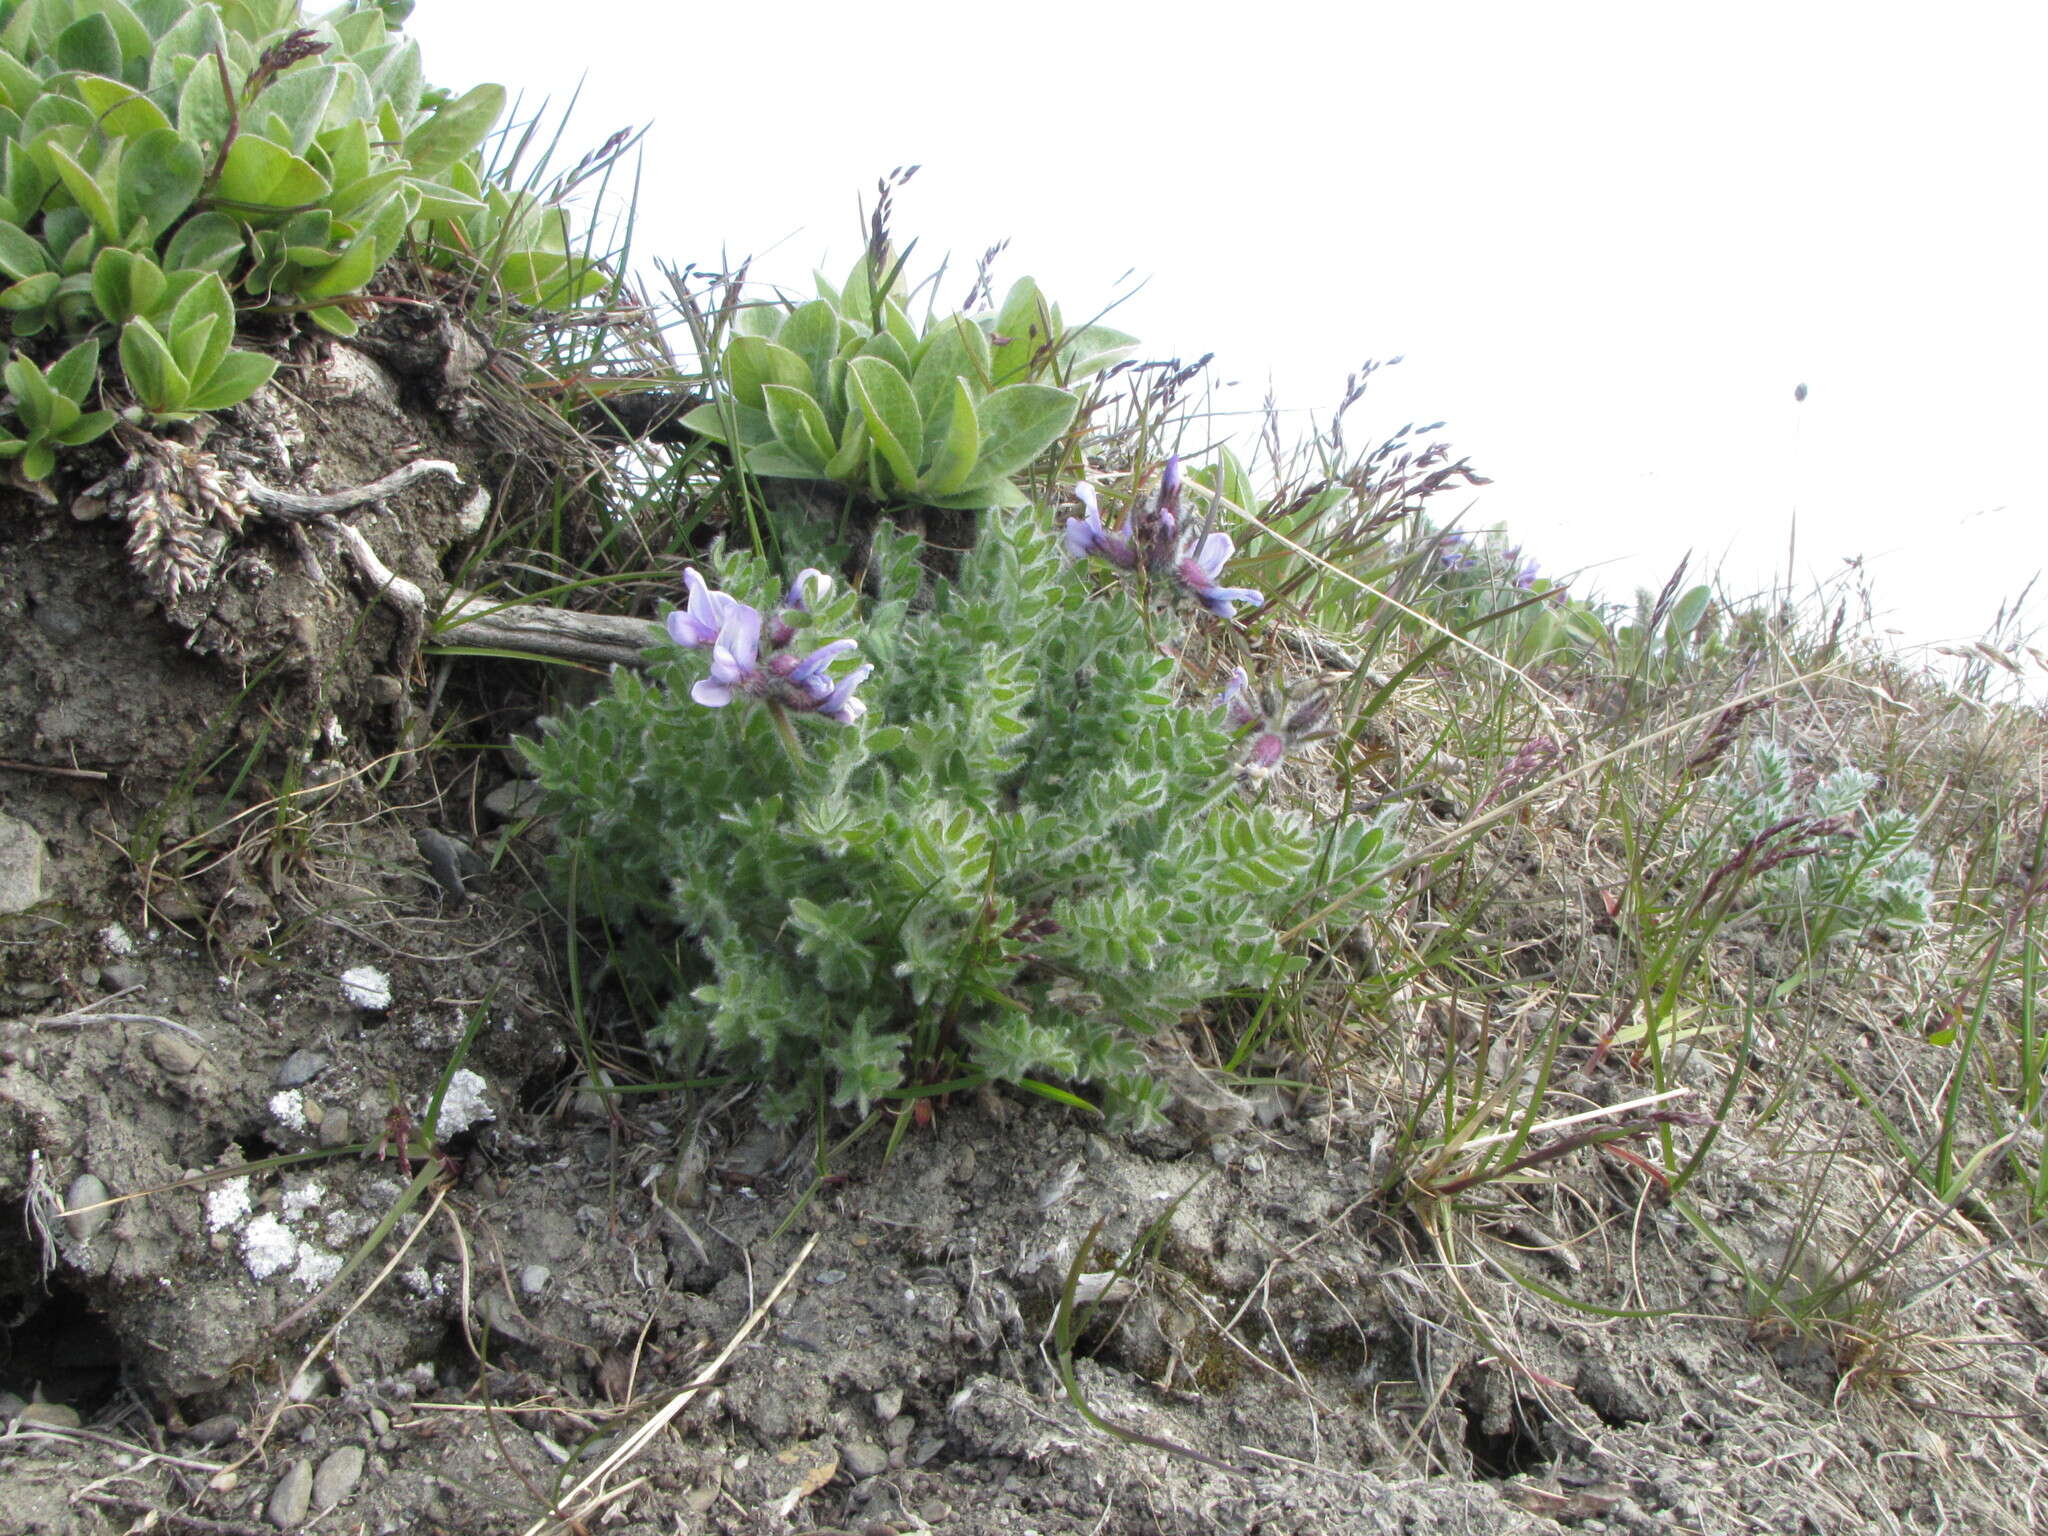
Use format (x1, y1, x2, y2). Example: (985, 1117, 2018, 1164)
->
(762, 382, 836, 474)
(974, 383, 1079, 480)
(917, 378, 980, 499)
(845, 355, 921, 491)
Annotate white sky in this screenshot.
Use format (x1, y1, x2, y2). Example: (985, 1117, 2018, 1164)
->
(407, 0, 2045, 667)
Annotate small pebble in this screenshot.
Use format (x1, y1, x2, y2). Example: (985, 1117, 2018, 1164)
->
(318, 1109, 352, 1149)
(872, 1388, 903, 1424)
(287, 1366, 327, 1403)
(483, 779, 546, 823)
(147, 1031, 203, 1074)
(366, 1407, 391, 1436)
(311, 1444, 366, 1507)
(100, 961, 146, 992)
(64, 1174, 111, 1243)
(267, 1458, 314, 1528)
(841, 1438, 889, 1479)
(180, 1414, 243, 1446)
(518, 1264, 551, 1297)
(275, 1049, 330, 1088)
(17, 1401, 80, 1429)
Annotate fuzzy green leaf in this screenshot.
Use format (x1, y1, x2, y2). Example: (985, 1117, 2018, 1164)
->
(917, 377, 980, 498)
(74, 73, 173, 136)
(91, 245, 166, 323)
(115, 125, 203, 238)
(401, 82, 504, 176)
(183, 347, 276, 411)
(119, 315, 189, 412)
(216, 133, 330, 210)
(762, 383, 836, 474)
(845, 355, 921, 490)
(725, 335, 812, 413)
(162, 211, 243, 273)
(973, 383, 1078, 479)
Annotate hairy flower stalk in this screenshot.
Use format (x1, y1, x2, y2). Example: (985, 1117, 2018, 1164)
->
(1065, 456, 1262, 619)
(666, 569, 872, 727)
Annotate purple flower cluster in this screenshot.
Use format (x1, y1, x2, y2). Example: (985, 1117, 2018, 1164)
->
(665, 568, 872, 724)
(1064, 457, 1264, 620)
(1217, 666, 1333, 778)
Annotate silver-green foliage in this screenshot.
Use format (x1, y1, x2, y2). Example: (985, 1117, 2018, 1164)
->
(0, 0, 595, 468)
(1716, 740, 1935, 947)
(685, 257, 1134, 510)
(523, 515, 1403, 1128)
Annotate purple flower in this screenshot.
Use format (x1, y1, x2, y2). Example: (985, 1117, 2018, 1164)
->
(1506, 548, 1540, 588)
(1437, 530, 1474, 571)
(1216, 666, 1261, 730)
(691, 601, 763, 708)
(667, 567, 741, 649)
(1218, 668, 1332, 780)
(1064, 483, 1138, 569)
(768, 567, 833, 647)
(1177, 531, 1263, 619)
(672, 572, 871, 725)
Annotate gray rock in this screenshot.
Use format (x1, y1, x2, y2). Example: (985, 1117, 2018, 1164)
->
(0, 814, 45, 915)
(318, 1108, 352, 1149)
(518, 1264, 551, 1297)
(148, 1032, 204, 1075)
(840, 1438, 889, 1479)
(275, 1049, 330, 1088)
(872, 1387, 903, 1424)
(311, 1444, 366, 1507)
(17, 1401, 82, 1429)
(483, 779, 546, 823)
(64, 1175, 110, 1243)
(179, 1413, 243, 1445)
(100, 961, 146, 992)
(267, 1458, 314, 1528)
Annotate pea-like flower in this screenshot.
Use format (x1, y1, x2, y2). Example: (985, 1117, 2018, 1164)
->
(1063, 483, 1139, 569)
(1178, 531, 1264, 620)
(1216, 666, 1332, 779)
(1067, 455, 1261, 620)
(667, 569, 871, 724)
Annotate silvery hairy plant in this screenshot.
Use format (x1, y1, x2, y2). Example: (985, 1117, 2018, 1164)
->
(523, 496, 1403, 1130)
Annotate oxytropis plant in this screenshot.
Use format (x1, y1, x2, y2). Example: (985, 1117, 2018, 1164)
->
(1706, 739, 1934, 952)
(525, 469, 1403, 1129)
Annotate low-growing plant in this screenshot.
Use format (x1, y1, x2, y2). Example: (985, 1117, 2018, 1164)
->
(522, 494, 1403, 1129)
(683, 249, 1134, 512)
(0, 0, 598, 473)
(1706, 739, 1934, 952)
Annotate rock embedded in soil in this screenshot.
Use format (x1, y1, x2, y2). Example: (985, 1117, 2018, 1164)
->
(100, 960, 146, 992)
(147, 1031, 203, 1074)
(312, 1445, 366, 1508)
(0, 813, 45, 913)
(16, 1401, 81, 1428)
(64, 1174, 111, 1243)
(518, 1264, 550, 1297)
(179, 1414, 243, 1445)
(841, 1438, 889, 1479)
(274, 1049, 330, 1087)
(267, 1458, 314, 1528)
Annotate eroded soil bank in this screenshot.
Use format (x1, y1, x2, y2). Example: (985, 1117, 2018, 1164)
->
(3, 339, 2044, 1535)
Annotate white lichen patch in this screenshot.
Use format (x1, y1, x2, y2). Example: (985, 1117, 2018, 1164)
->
(340, 965, 392, 1010)
(268, 1089, 307, 1133)
(99, 923, 136, 957)
(221, 1177, 344, 1289)
(240, 1213, 298, 1281)
(434, 1069, 495, 1135)
(205, 1177, 252, 1232)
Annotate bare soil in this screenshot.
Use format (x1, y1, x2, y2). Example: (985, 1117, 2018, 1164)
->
(3, 332, 2044, 1536)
